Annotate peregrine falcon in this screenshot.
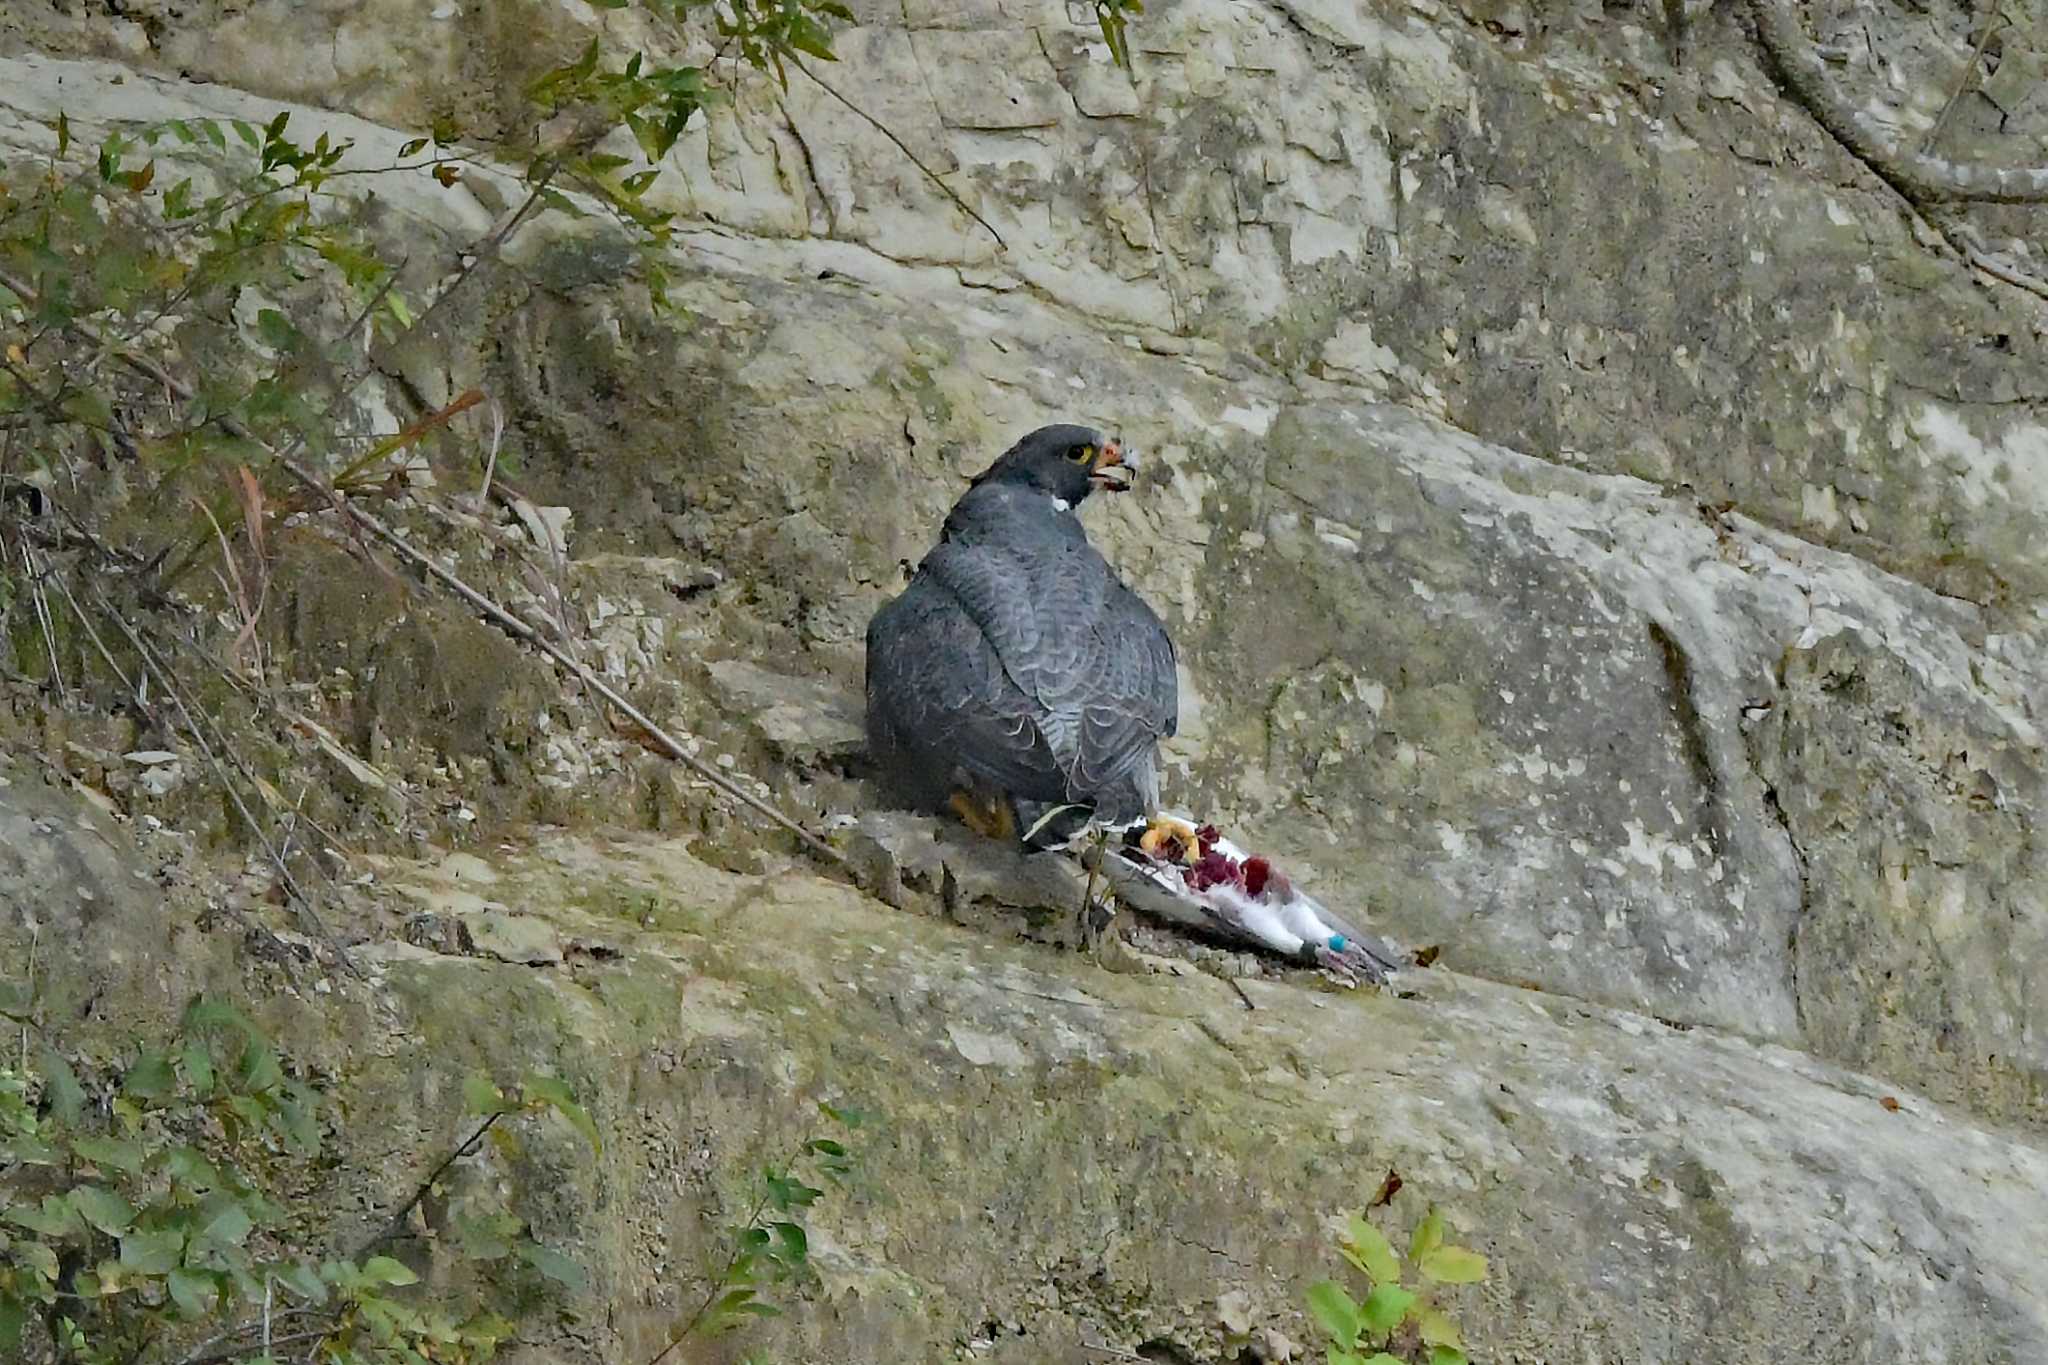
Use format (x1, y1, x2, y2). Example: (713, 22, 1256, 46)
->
(865, 423, 1179, 845)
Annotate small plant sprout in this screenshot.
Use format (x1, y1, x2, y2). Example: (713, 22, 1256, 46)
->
(1306, 1205, 1489, 1365)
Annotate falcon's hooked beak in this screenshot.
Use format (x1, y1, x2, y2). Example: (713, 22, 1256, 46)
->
(1089, 438, 1137, 493)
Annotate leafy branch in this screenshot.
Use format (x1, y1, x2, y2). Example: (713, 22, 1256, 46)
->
(1307, 1207, 1488, 1365)
(645, 1102, 865, 1364)
(0, 995, 594, 1365)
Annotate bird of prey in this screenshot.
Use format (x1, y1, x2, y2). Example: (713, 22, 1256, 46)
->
(865, 423, 1178, 845)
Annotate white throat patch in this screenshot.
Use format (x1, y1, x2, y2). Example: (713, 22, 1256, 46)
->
(1050, 496, 1072, 512)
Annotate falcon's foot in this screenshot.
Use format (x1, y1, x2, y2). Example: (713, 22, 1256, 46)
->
(947, 788, 1016, 841)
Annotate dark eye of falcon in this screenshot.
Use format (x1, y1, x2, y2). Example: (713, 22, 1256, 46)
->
(1068, 443, 1096, 464)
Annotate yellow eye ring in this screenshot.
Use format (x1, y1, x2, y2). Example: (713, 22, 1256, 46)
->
(1069, 443, 1096, 464)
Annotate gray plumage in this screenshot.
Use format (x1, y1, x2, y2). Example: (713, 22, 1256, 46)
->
(866, 424, 1178, 842)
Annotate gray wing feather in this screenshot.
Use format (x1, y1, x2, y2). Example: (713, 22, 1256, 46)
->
(1068, 580, 1177, 795)
(868, 494, 1178, 811)
(865, 571, 1069, 802)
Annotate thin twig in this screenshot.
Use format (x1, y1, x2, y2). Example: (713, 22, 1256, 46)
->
(20, 543, 67, 702)
(1748, 0, 2048, 203)
(330, 388, 485, 491)
(67, 500, 397, 872)
(1963, 243, 2048, 299)
(310, 489, 850, 870)
(190, 493, 263, 675)
(1921, 7, 2005, 155)
(475, 400, 505, 508)
(87, 586, 357, 977)
(19, 923, 37, 1070)
(269, 160, 555, 478)
(0, 215, 856, 879)
(787, 54, 1007, 248)
(168, 1308, 325, 1365)
(644, 1183, 776, 1365)
(350, 1111, 504, 1259)
(176, 1326, 332, 1365)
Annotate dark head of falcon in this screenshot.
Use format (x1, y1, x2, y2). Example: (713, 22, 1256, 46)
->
(865, 422, 1179, 847)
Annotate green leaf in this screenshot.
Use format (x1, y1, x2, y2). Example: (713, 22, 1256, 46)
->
(770, 1220, 808, 1264)
(167, 1267, 216, 1318)
(1357, 1284, 1417, 1337)
(238, 1037, 283, 1092)
(361, 1255, 419, 1287)
(254, 308, 297, 351)
(455, 1211, 520, 1261)
(55, 111, 71, 157)
(520, 1074, 600, 1154)
(225, 1094, 269, 1134)
(462, 1072, 507, 1115)
(71, 1185, 136, 1235)
(272, 1260, 328, 1304)
(1409, 1208, 1445, 1263)
(118, 1227, 184, 1275)
(515, 1240, 588, 1292)
(199, 1201, 255, 1248)
(787, 17, 837, 62)
(1324, 1350, 1367, 1365)
(1361, 1356, 1407, 1365)
(71, 1135, 145, 1174)
(1343, 1213, 1400, 1285)
(702, 1285, 763, 1333)
(584, 0, 630, 7)
(18, 1239, 60, 1280)
(1416, 1307, 1463, 1349)
(181, 1039, 214, 1096)
(164, 1144, 223, 1190)
(1418, 1246, 1488, 1285)
(123, 1050, 176, 1102)
(5, 1194, 81, 1238)
(1427, 1347, 1469, 1365)
(37, 1048, 85, 1126)
(0, 1293, 23, 1353)
(763, 1171, 821, 1211)
(1305, 1280, 1360, 1345)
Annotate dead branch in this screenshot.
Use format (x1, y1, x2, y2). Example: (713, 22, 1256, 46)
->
(787, 53, 1008, 249)
(40, 567, 313, 974)
(1749, 0, 2048, 204)
(1920, 7, 2005, 155)
(88, 589, 361, 978)
(0, 260, 854, 877)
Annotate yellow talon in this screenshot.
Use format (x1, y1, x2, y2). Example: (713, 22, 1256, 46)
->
(1139, 816, 1199, 863)
(947, 789, 1017, 841)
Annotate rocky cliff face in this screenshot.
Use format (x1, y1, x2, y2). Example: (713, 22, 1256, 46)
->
(2, 0, 2046, 1360)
